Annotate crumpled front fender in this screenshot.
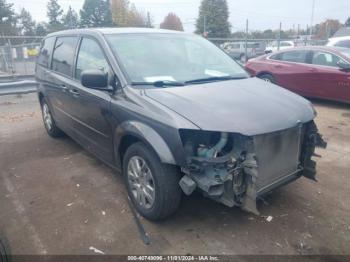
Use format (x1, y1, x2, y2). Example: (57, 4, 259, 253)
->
(114, 121, 176, 166)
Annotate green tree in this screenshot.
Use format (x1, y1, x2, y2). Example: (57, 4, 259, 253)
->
(146, 12, 152, 28)
(160, 13, 184, 31)
(17, 8, 36, 36)
(80, 0, 114, 28)
(345, 17, 350, 27)
(195, 0, 231, 38)
(47, 0, 64, 32)
(0, 0, 18, 35)
(35, 22, 48, 36)
(62, 6, 79, 29)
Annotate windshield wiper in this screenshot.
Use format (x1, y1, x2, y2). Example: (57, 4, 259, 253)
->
(132, 80, 185, 88)
(185, 75, 247, 85)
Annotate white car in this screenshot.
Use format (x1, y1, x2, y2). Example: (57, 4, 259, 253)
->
(327, 36, 350, 48)
(265, 41, 295, 53)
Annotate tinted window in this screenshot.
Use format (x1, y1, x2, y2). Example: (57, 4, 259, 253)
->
(52, 36, 78, 76)
(37, 37, 55, 67)
(269, 53, 281, 60)
(274, 50, 308, 63)
(335, 40, 350, 48)
(312, 51, 341, 67)
(75, 38, 109, 80)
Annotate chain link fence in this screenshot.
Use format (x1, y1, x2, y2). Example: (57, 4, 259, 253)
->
(0, 36, 43, 77)
(208, 38, 328, 63)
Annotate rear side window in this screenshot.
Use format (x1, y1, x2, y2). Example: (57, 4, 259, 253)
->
(272, 50, 308, 63)
(37, 37, 55, 68)
(335, 40, 350, 48)
(52, 36, 78, 76)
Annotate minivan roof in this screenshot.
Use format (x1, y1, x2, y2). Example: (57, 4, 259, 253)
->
(46, 27, 186, 38)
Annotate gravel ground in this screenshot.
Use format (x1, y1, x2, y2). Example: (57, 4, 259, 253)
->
(0, 93, 349, 255)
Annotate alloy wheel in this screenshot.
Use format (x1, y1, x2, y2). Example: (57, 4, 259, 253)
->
(127, 156, 156, 209)
(42, 103, 53, 131)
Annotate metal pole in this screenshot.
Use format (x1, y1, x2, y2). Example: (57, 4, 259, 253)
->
(7, 38, 15, 75)
(245, 19, 248, 63)
(203, 15, 206, 36)
(310, 0, 316, 37)
(147, 12, 151, 28)
(277, 22, 281, 51)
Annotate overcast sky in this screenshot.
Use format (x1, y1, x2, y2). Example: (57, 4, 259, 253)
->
(9, 0, 350, 32)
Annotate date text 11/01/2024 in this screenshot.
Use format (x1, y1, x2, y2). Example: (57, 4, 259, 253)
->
(127, 255, 219, 261)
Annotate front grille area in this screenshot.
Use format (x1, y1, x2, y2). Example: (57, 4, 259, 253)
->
(254, 125, 303, 192)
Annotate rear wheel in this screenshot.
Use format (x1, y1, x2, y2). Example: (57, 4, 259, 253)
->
(259, 73, 275, 84)
(123, 142, 182, 221)
(41, 99, 64, 138)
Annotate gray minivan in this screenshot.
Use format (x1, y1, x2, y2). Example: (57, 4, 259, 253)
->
(36, 28, 326, 220)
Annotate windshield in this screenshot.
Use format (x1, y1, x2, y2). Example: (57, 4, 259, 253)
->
(106, 33, 248, 85)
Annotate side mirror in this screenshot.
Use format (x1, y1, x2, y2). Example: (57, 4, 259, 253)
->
(81, 69, 110, 90)
(337, 60, 350, 71)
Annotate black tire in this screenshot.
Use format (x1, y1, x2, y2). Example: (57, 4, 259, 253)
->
(259, 73, 275, 84)
(123, 142, 182, 221)
(40, 98, 64, 138)
(0, 234, 11, 262)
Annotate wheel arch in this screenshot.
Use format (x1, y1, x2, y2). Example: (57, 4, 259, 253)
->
(256, 71, 274, 78)
(114, 121, 177, 169)
(38, 92, 44, 104)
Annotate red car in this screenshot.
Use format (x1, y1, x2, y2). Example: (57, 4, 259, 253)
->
(245, 46, 350, 103)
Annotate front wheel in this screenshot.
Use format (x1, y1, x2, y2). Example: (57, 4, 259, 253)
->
(123, 142, 182, 221)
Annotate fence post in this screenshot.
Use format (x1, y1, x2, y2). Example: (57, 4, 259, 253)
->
(277, 22, 282, 51)
(7, 38, 15, 75)
(245, 19, 248, 63)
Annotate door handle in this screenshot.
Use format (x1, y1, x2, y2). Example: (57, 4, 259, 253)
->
(61, 84, 68, 92)
(69, 89, 80, 96)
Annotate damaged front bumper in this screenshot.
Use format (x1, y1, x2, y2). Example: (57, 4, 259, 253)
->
(179, 121, 327, 215)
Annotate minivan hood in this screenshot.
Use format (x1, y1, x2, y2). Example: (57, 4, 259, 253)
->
(145, 77, 315, 136)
